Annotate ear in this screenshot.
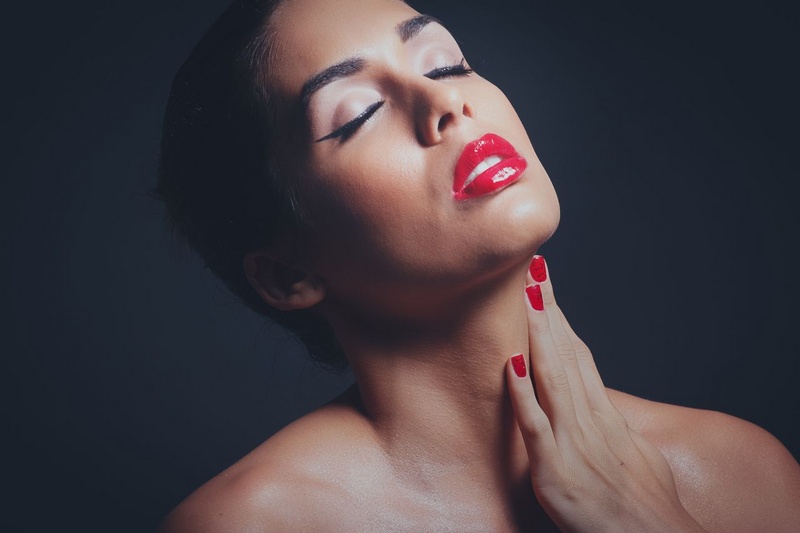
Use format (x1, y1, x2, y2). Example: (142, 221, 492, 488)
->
(243, 250, 325, 311)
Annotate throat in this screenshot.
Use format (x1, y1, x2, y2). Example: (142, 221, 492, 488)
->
(335, 271, 533, 489)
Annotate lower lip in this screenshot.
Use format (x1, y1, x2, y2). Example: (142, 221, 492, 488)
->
(454, 156, 527, 201)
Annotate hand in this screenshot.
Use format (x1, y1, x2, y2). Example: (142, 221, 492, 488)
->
(506, 256, 706, 533)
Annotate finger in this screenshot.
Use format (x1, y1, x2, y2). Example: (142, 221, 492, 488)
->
(506, 353, 561, 474)
(553, 303, 614, 411)
(550, 301, 635, 454)
(528, 254, 548, 285)
(525, 279, 580, 439)
(529, 256, 592, 417)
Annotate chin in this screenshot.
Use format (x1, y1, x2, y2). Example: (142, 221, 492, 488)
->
(513, 199, 560, 261)
(466, 181, 560, 278)
(502, 172, 560, 248)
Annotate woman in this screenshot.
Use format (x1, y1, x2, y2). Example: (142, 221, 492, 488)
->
(155, 0, 800, 530)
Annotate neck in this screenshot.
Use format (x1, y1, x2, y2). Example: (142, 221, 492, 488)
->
(327, 262, 532, 494)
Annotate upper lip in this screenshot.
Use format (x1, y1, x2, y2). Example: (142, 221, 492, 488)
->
(453, 133, 520, 193)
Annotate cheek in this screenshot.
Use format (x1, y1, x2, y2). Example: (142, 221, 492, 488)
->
(299, 79, 560, 289)
(304, 138, 431, 249)
(303, 144, 464, 291)
(474, 82, 528, 139)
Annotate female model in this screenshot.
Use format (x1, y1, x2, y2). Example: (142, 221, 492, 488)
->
(155, 0, 800, 530)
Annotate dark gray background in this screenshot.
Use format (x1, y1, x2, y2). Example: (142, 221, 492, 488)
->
(3, 0, 798, 531)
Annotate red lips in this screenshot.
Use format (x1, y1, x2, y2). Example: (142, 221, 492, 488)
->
(453, 133, 527, 201)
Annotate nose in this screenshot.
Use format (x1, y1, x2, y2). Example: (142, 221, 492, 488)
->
(414, 79, 474, 146)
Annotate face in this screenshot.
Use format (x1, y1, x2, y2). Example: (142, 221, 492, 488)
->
(265, 0, 560, 317)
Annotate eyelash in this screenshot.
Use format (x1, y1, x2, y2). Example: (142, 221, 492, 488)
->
(317, 58, 473, 143)
(317, 100, 386, 143)
(424, 58, 474, 80)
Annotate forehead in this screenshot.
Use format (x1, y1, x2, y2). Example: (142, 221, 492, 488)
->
(266, 0, 421, 97)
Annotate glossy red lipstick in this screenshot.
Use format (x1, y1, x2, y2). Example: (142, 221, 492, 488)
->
(453, 133, 527, 201)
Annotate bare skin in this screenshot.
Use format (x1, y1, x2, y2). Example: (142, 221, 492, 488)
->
(159, 392, 800, 532)
(158, 269, 800, 532)
(158, 0, 800, 530)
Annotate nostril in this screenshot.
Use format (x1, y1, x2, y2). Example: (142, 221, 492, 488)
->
(437, 112, 454, 132)
(462, 102, 474, 119)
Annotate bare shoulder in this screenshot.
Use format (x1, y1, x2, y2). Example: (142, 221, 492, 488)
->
(157, 386, 386, 533)
(608, 388, 800, 533)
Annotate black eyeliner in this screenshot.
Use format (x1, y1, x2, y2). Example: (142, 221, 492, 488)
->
(316, 100, 385, 143)
(315, 58, 472, 143)
(424, 58, 473, 80)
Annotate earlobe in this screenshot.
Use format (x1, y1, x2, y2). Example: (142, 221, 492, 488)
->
(243, 252, 325, 311)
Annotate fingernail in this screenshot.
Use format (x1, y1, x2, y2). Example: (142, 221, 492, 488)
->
(530, 255, 547, 282)
(511, 353, 527, 378)
(526, 284, 544, 311)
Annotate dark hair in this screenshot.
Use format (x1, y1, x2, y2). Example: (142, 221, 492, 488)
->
(152, 0, 348, 372)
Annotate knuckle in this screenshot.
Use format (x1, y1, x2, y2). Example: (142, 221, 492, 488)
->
(556, 468, 581, 500)
(532, 414, 554, 437)
(519, 410, 552, 438)
(528, 316, 550, 336)
(543, 369, 571, 394)
(554, 340, 577, 363)
(573, 343, 593, 363)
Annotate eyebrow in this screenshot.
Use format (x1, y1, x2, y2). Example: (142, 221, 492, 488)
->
(299, 14, 441, 109)
(397, 14, 440, 43)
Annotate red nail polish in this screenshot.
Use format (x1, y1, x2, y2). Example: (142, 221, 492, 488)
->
(530, 256, 547, 282)
(511, 353, 527, 378)
(526, 285, 544, 311)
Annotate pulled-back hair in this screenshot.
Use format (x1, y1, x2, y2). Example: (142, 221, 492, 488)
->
(152, 0, 348, 372)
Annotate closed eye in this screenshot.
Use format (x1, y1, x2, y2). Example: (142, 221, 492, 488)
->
(315, 100, 385, 143)
(424, 58, 474, 80)
(315, 58, 472, 143)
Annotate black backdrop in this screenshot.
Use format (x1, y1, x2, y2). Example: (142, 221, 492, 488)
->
(3, 1, 798, 531)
